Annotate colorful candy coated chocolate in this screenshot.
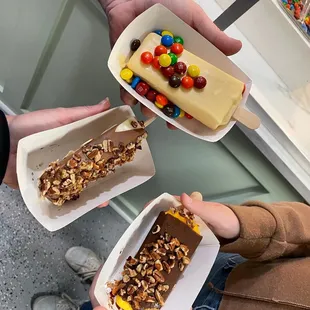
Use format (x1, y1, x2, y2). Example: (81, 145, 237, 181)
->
(161, 35, 174, 47)
(161, 66, 175, 78)
(179, 110, 185, 118)
(131, 76, 141, 89)
(171, 43, 184, 55)
(130, 39, 141, 52)
(152, 56, 161, 69)
(181, 76, 194, 89)
(155, 102, 164, 109)
(169, 75, 181, 88)
(135, 82, 150, 96)
(174, 36, 184, 45)
(159, 54, 172, 67)
(168, 53, 178, 65)
(172, 106, 181, 118)
(155, 45, 168, 56)
(194, 76, 207, 89)
(188, 65, 200, 78)
(174, 62, 187, 75)
(141, 52, 153, 64)
(120, 68, 134, 81)
(185, 113, 193, 119)
(162, 104, 175, 117)
(162, 30, 174, 37)
(154, 29, 163, 35)
(146, 89, 158, 102)
(156, 94, 168, 106)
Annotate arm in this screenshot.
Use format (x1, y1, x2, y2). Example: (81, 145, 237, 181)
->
(0, 110, 10, 185)
(181, 193, 310, 262)
(222, 201, 310, 261)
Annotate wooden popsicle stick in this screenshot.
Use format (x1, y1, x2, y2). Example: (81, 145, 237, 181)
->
(115, 116, 157, 132)
(233, 106, 261, 130)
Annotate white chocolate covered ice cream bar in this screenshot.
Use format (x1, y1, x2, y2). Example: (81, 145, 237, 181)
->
(127, 33, 245, 130)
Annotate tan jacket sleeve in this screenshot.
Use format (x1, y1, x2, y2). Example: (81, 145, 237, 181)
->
(220, 201, 310, 261)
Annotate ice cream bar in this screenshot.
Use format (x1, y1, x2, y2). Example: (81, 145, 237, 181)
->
(39, 124, 147, 206)
(127, 33, 244, 130)
(109, 207, 202, 310)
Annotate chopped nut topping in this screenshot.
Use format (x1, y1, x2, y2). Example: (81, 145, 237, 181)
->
(162, 261, 171, 274)
(165, 233, 171, 242)
(175, 247, 184, 260)
(157, 247, 167, 256)
(102, 140, 113, 152)
(152, 225, 161, 234)
(179, 262, 185, 272)
(127, 256, 139, 267)
(123, 274, 130, 283)
(67, 159, 78, 168)
(182, 256, 191, 265)
(180, 244, 190, 256)
(127, 284, 137, 295)
(155, 290, 165, 306)
(153, 270, 165, 283)
(136, 264, 143, 273)
(155, 260, 163, 271)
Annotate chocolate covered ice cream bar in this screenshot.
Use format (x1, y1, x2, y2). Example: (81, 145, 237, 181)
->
(39, 125, 147, 206)
(109, 207, 202, 310)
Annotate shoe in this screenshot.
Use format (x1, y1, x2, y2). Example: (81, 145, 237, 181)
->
(65, 247, 103, 283)
(32, 293, 79, 310)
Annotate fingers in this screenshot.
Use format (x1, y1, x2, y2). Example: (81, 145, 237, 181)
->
(166, 122, 178, 130)
(192, 4, 242, 56)
(56, 98, 111, 125)
(93, 307, 107, 310)
(89, 265, 104, 307)
(120, 87, 137, 106)
(140, 104, 156, 118)
(97, 201, 110, 208)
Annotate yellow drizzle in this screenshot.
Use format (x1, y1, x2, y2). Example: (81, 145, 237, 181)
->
(116, 295, 133, 310)
(165, 210, 200, 235)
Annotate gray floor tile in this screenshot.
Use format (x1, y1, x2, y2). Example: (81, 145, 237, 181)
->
(0, 185, 129, 310)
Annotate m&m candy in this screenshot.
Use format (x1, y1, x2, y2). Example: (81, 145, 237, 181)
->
(169, 75, 181, 88)
(174, 62, 187, 75)
(179, 109, 185, 118)
(161, 35, 174, 47)
(141, 52, 153, 64)
(130, 39, 141, 51)
(152, 56, 161, 69)
(131, 76, 141, 89)
(171, 43, 184, 55)
(194, 76, 207, 89)
(155, 45, 168, 56)
(162, 30, 174, 37)
(185, 113, 193, 119)
(154, 29, 163, 35)
(181, 76, 194, 89)
(163, 104, 175, 117)
(120, 68, 133, 81)
(172, 106, 181, 118)
(174, 36, 184, 45)
(155, 102, 164, 109)
(156, 94, 168, 106)
(146, 90, 158, 102)
(161, 66, 175, 78)
(168, 53, 178, 65)
(188, 65, 200, 78)
(159, 54, 172, 67)
(135, 82, 150, 96)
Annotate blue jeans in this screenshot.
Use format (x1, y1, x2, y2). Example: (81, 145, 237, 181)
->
(81, 252, 246, 310)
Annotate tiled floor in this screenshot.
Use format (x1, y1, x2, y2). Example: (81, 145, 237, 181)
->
(0, 185, 129, 310)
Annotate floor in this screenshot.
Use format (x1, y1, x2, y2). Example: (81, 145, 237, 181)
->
(0, 185, 129, 310)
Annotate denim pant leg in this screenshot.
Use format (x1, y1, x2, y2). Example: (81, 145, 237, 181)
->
(192, 252, 247, 310)
(80, 301, 93, 310)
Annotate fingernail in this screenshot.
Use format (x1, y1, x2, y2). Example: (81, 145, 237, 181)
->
(99, 97, 110, 108)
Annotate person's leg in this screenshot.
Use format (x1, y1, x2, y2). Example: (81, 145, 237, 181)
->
(80, 301, 93, 310)
(192, 252, 246, 310)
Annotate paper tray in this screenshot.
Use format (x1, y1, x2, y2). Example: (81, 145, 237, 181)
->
(108, 4, 252, 142)
(16, 106, 156, 232)
(94, 193, 220, 310)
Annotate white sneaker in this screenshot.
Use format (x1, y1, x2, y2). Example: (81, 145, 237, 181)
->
(65, 247, 102, 282)
(32, 294, 79, 310)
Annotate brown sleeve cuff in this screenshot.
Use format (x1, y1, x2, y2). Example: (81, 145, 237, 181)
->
(220, 202, 277, 260)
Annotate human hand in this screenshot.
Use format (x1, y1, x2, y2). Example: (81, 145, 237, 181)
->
(181, 192, 241, 240)
(89, 265, 105, 308)
(4, 99, 111, 189)
(100, 0, 242, 128)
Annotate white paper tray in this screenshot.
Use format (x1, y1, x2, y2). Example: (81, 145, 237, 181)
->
(108, 4, 252, 142)
(94, 193, 220, 310)
(16, 106, 156, 232)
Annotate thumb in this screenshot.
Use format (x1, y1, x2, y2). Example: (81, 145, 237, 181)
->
(192, 4, 242, 56)
(58, 98, 111, 124)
